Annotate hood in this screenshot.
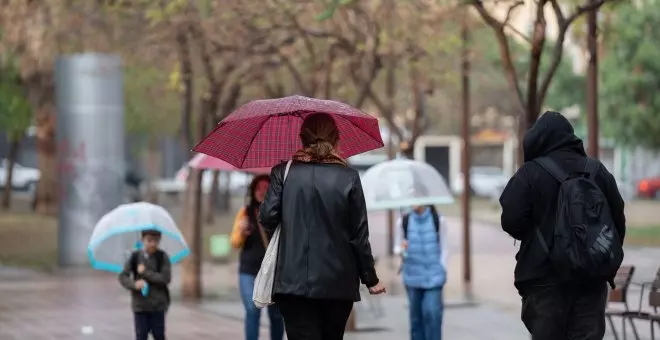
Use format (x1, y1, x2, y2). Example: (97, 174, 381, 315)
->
(522, 111, 586, 162)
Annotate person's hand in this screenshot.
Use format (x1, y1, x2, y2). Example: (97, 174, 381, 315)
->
(368, 283, 386, 295)
(240, 218, 252, 236)
(401, 240, 408, 250)
(137, 264, 145, 274)
(134, 279, 146, 290)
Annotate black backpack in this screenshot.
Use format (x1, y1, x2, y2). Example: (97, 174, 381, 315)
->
(402, 205, 440, 240)
(533, 157, 623, 282)
(130, 250, 170, 302)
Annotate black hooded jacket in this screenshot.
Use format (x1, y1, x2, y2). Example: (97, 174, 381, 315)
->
(499, 111, 626, 294)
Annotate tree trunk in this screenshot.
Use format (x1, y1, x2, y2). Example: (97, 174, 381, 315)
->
(34, 102, 58, 215)
(586, 0, 599, 159)
(177, 28, 194, 154)
(204, 170, 220, 224)
(221, 183, 231, 212)
(144, 138, 162, 204)
(180, 96, 211, 300)
(1, 136, 21, 209)
(217, 172, 231, 213)
(180, 167, 203, 300)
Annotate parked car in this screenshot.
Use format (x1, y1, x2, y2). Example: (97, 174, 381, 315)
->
(152, 166, 253, 196)
(0, 159, 41, 192)
(637, 177, 660, 199)
(452, 166, 509, 198)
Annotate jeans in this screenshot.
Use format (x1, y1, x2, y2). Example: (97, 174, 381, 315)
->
(134, 311, 166, 340)
(406, 286, 443, 340)
(521, 282, 607, 340)
(239, 273, 285, 340)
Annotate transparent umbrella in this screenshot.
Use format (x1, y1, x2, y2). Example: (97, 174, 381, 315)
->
(87, 202, 190, 273)
(361, 158, 454, 211)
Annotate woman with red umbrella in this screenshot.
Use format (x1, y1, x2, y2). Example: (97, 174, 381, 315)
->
(259, 113, 386, 340)
(195, 95, 387, 339)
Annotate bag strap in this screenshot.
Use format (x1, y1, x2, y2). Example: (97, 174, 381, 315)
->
(532, 157, 565, 254)
(257, 221, 270, 249)
(430, 205, 440, 234)
(402, 213, 409, 239)
(533, 157, 569, 183)
(257, 160, 293, 248)
(130, 251, 139, 276)
(283, 160, 293, 183)
(584, 157, 599, 179)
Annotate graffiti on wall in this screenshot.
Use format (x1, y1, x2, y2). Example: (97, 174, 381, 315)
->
(58, 138, 124, 230)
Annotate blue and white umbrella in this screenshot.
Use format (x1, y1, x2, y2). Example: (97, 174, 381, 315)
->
(361, 158, 454, 211)
(87, 202, 190, 273)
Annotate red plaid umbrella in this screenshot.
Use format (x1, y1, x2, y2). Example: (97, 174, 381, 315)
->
(193, 95, 384, 168)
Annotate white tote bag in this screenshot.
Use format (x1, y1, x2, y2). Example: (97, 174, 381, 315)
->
(253, 160, 292, 308)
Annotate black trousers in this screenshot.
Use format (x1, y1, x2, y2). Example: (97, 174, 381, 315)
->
(274, 294, 354, 340)
(521, 282, 608, 340)
(134, 311, 166, 340)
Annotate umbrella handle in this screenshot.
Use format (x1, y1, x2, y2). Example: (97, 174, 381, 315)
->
(141, 283, 149, 297)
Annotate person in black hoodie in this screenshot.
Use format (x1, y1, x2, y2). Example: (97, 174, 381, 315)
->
(499, 111, 626, 340)
(230, 174, 284, 340)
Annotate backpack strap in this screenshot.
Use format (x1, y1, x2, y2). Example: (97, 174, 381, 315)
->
(533, 157, 569, 183)
(402, 213, 410, 239)
(430, 205, 440, 235)
(130, 251, 139, 277)
(584, 158, 600, 179)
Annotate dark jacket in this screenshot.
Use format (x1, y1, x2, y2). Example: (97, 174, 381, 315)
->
(118, 249, 172, 312)
(259, 161, 379, 302)
(233, 206, 270, 276)
(499, 111, 626, 294)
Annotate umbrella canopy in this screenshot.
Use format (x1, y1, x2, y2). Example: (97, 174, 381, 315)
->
(361, 159, 454, 211)
(87, 202, 189, 273)
(188, 153, 272, 174)
(193, 95, 384, 168)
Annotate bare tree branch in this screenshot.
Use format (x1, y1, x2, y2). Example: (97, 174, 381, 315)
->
(525, 0, 548, 118)
(538, 0, 617, 106)
(472, 0, 526, 112)
(189, 23, 218, 87)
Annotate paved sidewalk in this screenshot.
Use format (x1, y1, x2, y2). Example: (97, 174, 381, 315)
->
(202, 294, 530, 340)
(0, 270, 267, 340)
(2, 213, 659, 339)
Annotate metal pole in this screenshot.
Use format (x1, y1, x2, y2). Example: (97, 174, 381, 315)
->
(586, 1, 599, 159)
(460, 7, 473, 299)
(55, 54, 125, 267)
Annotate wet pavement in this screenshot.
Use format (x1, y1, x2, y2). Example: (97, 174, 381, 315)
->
(0, 270, 266, 340)
(1, 215, 658, 339)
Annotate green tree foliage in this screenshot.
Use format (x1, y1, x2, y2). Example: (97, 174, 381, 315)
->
(599, 0, 660, 149)
(124, 64, 179, 139)
(0, 65, 31, 140)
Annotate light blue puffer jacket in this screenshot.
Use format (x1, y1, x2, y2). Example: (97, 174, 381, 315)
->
(402, 207, 447, 289)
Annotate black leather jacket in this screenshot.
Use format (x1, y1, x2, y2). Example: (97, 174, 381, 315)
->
(259, 161, 379, 301)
